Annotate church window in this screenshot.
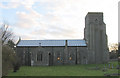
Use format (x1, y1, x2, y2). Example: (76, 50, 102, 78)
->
(57, 52, 60, 60)
(95, 19, 99, 23)
(69, 54, 72, 60)
(57, 57, 60, 60)
(69, 57, 72, 60)
(37, 53, 42, 61)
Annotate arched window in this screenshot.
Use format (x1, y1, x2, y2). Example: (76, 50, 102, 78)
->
(37, 52, 42, 61)
(57, 52, 60, 60)
(69, 54, 72, 60)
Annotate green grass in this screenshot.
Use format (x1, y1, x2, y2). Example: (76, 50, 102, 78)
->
(7, 61, 119, 76)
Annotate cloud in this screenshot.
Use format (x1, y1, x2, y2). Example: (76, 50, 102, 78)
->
(40, 0, 118, 43)
(15, 8, 41, 29)
(21, 0, 35, 9)
(0, 0, 118, 43)
(30, 22, 81, 40)
(0, 0, 39, 9)
(13, 0, 91, 40)
(0, 2, 20, 9)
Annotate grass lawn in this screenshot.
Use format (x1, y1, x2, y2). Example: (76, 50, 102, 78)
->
(7, 61, 119, 76)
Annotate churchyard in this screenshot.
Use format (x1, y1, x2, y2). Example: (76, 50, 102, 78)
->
(7, 61, 119, 76)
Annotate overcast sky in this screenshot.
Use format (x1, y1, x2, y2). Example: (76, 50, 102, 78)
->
(0, 0, 119, 44)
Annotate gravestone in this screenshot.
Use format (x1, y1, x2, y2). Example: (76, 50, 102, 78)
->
(111, 64, 114, 69)
(108, 63, 111, 69)
(104, 65, 106, 69)
(102, 65, 107, 72)
(116, 65, 120, 69)
(31, 60, 34, 66)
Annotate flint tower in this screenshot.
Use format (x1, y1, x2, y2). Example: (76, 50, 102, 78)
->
(84, 12, 109, 64)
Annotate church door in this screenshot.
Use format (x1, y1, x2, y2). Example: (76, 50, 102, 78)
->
(49, 53, 53, 66)
(25, 50, 31, 66)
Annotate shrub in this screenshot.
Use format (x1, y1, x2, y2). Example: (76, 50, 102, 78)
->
(2, 45, 20, 76)
(13, 58, 21, 72)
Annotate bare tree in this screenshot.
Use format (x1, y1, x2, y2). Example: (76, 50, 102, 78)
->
(109, 43, 118, 59)
(109, 43, 118, 52)
(0, 23, 20, 76)
(0, 23, 14, 45)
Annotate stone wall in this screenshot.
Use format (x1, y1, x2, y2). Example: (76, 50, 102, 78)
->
(16, 46, 87, 66)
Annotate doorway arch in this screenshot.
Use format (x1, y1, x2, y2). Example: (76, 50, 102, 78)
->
(49, 53, 53, 66)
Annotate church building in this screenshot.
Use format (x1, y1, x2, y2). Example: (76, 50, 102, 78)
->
(16, 12, 109, 66)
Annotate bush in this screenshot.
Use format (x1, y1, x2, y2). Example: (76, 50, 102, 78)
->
(2, 45, 20, 76)
(109, 50, 118, 59)
(13, 58, 21, 72)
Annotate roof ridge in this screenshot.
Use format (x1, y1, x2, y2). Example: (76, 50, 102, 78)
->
(21, 39, 85, 41)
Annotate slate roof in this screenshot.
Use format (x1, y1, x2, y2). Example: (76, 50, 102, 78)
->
(17, 40, 86, 47)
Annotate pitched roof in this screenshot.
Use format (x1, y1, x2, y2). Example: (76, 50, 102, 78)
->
(17, 40, 86, 47)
